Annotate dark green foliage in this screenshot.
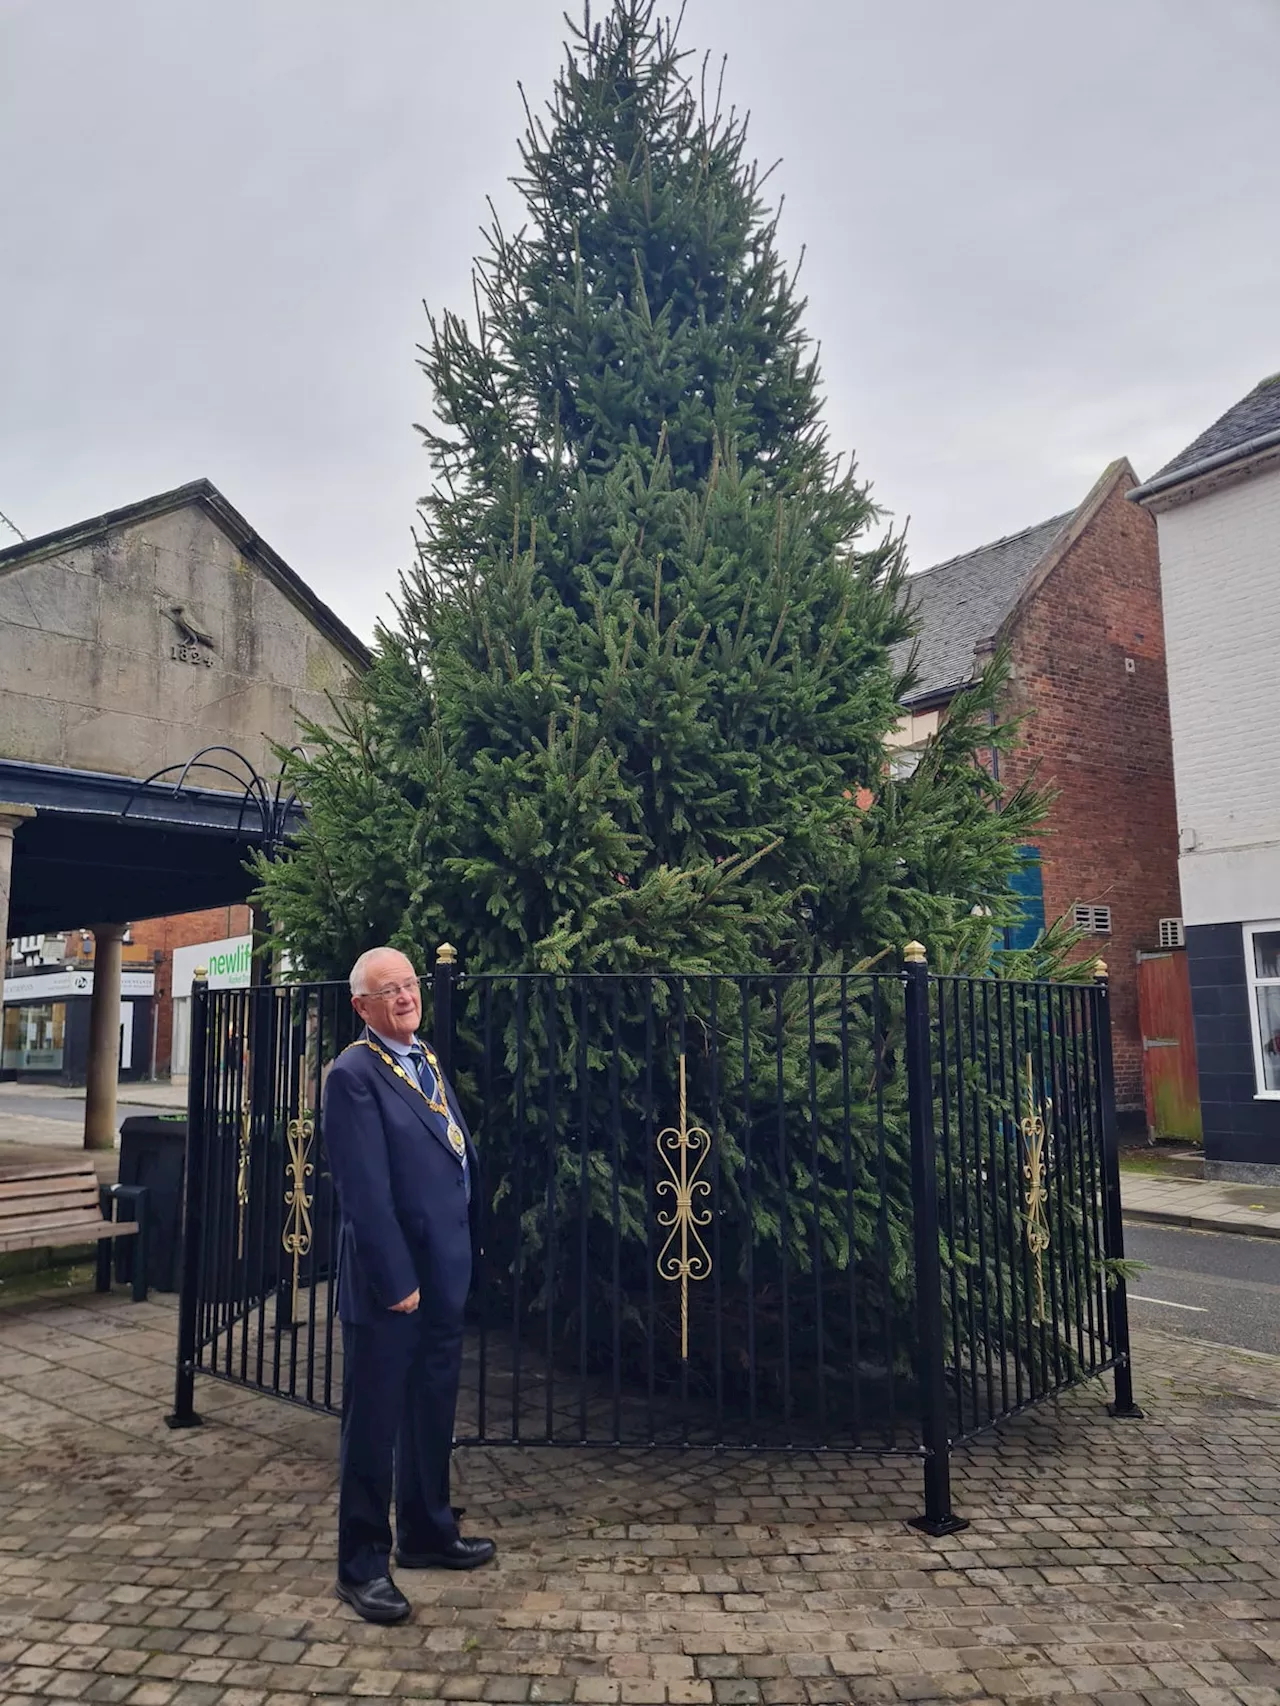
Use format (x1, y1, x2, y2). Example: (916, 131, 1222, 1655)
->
(256, 0, 1047, 983)
(251, 2, 1086, 1426)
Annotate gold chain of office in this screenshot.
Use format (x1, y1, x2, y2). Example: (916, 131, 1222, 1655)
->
(350, 1037, 467, 1158)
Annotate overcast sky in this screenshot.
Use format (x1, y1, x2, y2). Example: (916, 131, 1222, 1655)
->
(2, 0, 1277, 642)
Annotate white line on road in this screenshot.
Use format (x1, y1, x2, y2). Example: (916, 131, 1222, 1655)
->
(1128, 1294, 1208, 1312)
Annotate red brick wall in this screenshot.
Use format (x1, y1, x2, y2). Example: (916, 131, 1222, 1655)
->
(130, 905, 252, 1076)
(998, 473, 1181, 1113)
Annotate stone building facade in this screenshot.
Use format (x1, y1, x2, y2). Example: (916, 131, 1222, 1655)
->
(0, 481, 367, 1133)
(0, 481, 360, 787)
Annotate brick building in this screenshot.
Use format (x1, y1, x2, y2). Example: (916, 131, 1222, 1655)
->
(3, 930, 159, 1082)
(4, 904, 254, 1082)
(129, 904, 253, 1077)
(890, 459, 1183, 1115)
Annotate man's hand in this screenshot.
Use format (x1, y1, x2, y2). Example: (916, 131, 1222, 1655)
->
(390, 1289, 420, 1313)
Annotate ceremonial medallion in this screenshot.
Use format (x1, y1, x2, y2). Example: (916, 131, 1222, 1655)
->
(353, 1037, 467, 1165)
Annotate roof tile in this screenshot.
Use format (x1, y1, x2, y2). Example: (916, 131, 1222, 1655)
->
(1153, 373, 1280, 483)
(895, 512, 1072, 703)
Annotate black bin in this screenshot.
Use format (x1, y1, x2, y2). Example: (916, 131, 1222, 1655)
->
(118, 1115, 188, 1292)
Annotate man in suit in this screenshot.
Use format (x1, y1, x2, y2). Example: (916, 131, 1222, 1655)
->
(322, 945, 495, 1624)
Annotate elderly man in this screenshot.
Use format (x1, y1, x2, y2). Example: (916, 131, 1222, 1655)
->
(322, 945, 495, 1625)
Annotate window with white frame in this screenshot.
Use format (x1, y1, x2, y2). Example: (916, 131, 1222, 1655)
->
(1245, 922, 1280, 1097)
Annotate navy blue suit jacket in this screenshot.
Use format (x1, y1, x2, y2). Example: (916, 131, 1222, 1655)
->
(321, 1028, 476, 1327)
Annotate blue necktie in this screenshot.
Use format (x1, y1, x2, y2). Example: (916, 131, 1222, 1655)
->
(409, 1046, 468, 1194)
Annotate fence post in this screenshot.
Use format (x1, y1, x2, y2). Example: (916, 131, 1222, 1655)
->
(249, 909, 274, 1153)
(433, 942, 457, 1080)
(904, 941, 968, 1535)
(166, 969, 209, 1428)
(1094, 960, 1144, 1419)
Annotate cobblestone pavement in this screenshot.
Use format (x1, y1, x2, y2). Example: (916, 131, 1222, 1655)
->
(2, 1287, 1280, 1705)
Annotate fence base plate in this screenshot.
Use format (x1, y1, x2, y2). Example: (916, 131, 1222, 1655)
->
(909, 1513, 970, 1538)
(164, 1412, 204, 1430)
(1107, 1400, 1145, 1420)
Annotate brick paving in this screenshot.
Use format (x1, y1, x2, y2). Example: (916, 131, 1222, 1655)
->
(2, 1287, 1280, 1704)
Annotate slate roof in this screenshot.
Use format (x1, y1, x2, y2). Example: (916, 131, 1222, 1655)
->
(895, 511, 1074, 704)
(1146, 372, 1280, 490)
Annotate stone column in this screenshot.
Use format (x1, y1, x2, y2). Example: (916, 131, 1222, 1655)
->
(0, 804, 37, 1019)
(84, 923, 126, 1152)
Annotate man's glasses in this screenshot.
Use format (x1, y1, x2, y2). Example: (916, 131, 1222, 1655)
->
(359, 979, 421, 1001)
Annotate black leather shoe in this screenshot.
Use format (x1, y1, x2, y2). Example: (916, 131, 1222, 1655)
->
(396, 1535, 496, 1571)
(335, 1574, 411, 1623)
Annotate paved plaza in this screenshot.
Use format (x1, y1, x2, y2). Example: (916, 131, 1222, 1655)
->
(0, 1285, 1279, 1705)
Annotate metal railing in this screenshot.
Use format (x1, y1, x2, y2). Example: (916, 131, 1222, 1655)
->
(166, 943, 1140, 1530)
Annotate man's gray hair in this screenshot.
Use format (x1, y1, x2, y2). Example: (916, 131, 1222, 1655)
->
(349, 946, 417, 997)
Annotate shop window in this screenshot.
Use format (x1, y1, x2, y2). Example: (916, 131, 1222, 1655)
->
(1, 1002, 67, 1072)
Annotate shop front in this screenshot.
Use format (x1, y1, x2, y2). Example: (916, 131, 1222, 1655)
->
(169, 934, 252, 1080)
(1, 966, 156, 1084)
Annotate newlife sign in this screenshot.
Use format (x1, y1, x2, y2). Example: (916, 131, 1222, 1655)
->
(172, 935, 254, 1000)
(2, 968, 156, 1005)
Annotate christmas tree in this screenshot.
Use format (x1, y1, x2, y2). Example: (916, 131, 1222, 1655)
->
(260, 0, 1042, 982)
(256, 1, 1055, 1410)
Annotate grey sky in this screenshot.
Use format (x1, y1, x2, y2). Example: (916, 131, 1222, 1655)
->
(2, 0, 1277, 643)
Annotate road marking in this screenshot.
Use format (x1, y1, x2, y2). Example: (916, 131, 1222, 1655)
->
(1128, 1294, 1208, 1313)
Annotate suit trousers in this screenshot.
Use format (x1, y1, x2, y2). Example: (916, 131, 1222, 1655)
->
(338, 1306, 464, 1583)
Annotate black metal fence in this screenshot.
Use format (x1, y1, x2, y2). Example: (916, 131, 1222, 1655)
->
(167, 945, 1140, 1530)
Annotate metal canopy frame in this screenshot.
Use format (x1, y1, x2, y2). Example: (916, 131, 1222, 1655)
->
(1, 755, 302, 935)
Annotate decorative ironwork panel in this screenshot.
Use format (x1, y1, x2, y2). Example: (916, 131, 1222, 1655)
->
(174, 964, 1134, 1482)
(655, 1053, 714, 1360)
(282, 1059, 315, 1322)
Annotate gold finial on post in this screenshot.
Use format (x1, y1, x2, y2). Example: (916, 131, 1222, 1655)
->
(1093, 957, 1109, 981)
(904, 940, 927, 965)
(193, 964, 208, 982)
(436, 942, 458, 967)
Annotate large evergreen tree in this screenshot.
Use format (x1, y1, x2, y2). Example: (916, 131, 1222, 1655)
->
(258, 0, 1043, 980)
(251, 4, 1082, 1410)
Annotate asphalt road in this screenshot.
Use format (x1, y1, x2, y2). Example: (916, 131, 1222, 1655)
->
(0, 1091, 160, 1124)
(1123, 1221, 1280, 1357)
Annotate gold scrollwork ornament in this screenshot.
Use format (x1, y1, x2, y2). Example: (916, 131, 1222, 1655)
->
(655, 1054, 714, 1361)
(236, 1097, 251, 1259)
(1019, 1053, 1052, 1325)
(282, 1061, 315, 1320)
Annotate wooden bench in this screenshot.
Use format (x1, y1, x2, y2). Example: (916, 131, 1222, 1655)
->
(0, 1162, 150, 1301)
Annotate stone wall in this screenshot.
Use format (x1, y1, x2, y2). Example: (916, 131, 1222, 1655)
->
(0, 503, 358, 785)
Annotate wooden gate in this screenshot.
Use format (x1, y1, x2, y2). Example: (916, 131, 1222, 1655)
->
(1137, 951, 1202, 1141)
